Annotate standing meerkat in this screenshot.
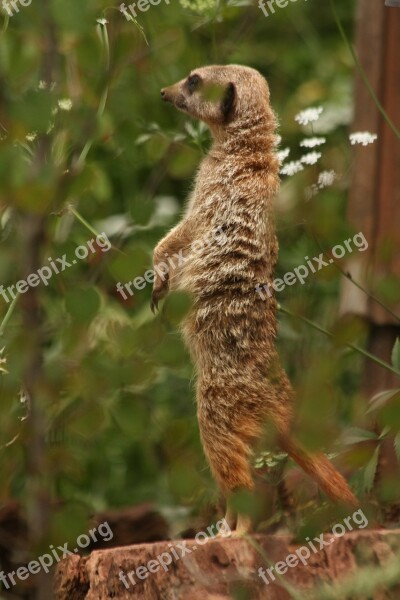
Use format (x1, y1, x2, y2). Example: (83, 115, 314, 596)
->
(152, 65, 357, 533)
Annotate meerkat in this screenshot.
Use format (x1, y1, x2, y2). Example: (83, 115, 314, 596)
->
(152, 65, 357, 534)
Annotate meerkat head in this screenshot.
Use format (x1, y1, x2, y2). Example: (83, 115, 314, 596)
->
(161, 65, 274, 135)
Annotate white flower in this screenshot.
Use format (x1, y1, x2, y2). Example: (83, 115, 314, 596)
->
(26, 132, 37, 142)
(305, 184, 319, 200)
(349, 131, 378, 146)
(180, 0, 216, 12)
(276, 148, 290, 163)
(280, 161, 304, 176)
(96, 18, 108, 26)
(38, 80, 56, 91)
(305, 170, 338, 199)
(300, 151, 321, 165)
(58, 98, 73, 111)
(295, 107, 323, 126)
(318, 170, 337, 188)
(300, 137, 326, 148)
(313, 104, 353, 134)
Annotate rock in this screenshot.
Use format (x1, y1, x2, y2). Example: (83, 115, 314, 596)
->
(54, 529, 400, 599)
(88, 504, 169, 549)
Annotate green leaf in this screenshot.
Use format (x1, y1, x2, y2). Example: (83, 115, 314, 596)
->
(203, 82, 225, 103)
(363, 446, 380, 493)
(135, 134, 152, 145)
(11, 90, 53, 133)
(155, 334, 188, 368)
(394, 433, 400, 463)
(65, 287, 101, 324)
(112, 395, 148, 438)
(109, 244, 149, 283)
(50, 504, 88, 547)
(162, 292, 192, 328)
(380, 397, 400, 430)
(391, 338, 400, 370)
(342, 427, 379, 445)
(52, 0, 93, 33)
(130, 198, 154, 226)
(378, 426, 391, 439)
(367, 389, 400, 414)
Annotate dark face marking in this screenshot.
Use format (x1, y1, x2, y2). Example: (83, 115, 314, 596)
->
(175, 95, 188, 110)
(221, 82, 236, 122)
(187, 73, 201, 93)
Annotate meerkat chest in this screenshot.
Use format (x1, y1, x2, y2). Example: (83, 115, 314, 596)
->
(189, 159, 236, 216)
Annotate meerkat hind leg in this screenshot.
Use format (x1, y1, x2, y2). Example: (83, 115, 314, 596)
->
(235, 512, 253, 536)
(221, 500, 236, 535)
(219, 501, 252, 537)
(221, 497, 253, 537)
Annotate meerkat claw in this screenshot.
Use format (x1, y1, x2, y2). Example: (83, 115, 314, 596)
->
(150, 294, 159, 313)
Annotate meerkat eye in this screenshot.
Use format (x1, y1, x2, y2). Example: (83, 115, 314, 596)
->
(187, 74, 201, 93)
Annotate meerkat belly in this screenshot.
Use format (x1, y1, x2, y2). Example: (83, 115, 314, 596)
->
(181, 246, 271, 298)
(182, 290, 278, 377)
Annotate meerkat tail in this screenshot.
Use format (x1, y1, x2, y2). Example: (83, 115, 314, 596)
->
(279, 435, 358, 507)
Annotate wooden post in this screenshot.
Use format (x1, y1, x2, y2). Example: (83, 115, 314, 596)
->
(340, 1, 400, 499)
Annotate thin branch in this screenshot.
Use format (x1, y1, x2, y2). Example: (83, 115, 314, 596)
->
(278, 304, 400, 378)
(310, 230, 400, 323)
(0, 391, 31, 451)
(0, 293, 20, 337)
(68, 205, 126, 256)
(330, 0, 400, 140)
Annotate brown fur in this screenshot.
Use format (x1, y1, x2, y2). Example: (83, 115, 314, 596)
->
(153, 65, 357, 532)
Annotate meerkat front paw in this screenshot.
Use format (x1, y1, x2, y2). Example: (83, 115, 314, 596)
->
(151, 278, 168, 313)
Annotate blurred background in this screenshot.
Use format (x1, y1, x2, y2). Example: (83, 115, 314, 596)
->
(0, 0, 399, 597)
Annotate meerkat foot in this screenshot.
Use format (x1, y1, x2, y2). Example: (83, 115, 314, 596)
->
(222, 503, 237, 534)
(234, 513, 253, 536)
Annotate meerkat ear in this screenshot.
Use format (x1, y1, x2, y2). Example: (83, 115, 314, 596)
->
(221, 82, 236, 122)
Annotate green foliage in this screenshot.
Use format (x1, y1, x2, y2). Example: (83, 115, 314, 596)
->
(0, 4, 399, 597)
(392, 338, 400, 371)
